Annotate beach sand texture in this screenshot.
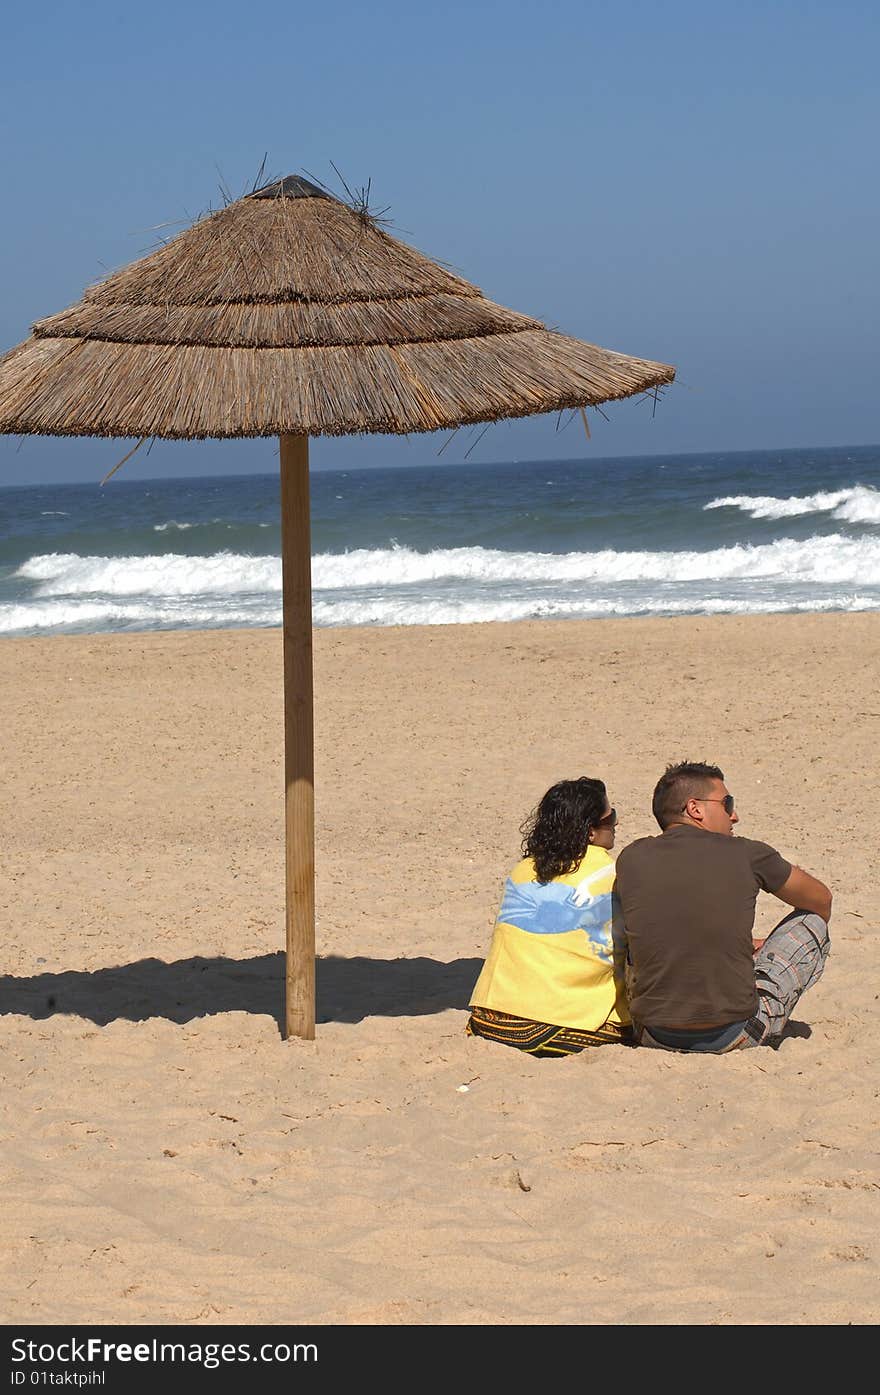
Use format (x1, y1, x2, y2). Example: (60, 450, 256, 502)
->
(1, 613, 877, 1325)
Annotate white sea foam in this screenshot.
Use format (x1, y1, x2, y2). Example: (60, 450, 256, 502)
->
(2, 590, 876, 637)
(0, 597, 280, 634)
(18, 551, 281, 596)
(16, 534, 880, 598)
(705, 484, 880, 523)
(5, 535, 879, 636)
(312, 593, 878, 627)
(152, 518, 270, 531)
(313, 536, 880, 586)
(0, 601, 134, 632)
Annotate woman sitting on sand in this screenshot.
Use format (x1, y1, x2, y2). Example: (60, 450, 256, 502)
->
(467, 777, 631, 1056)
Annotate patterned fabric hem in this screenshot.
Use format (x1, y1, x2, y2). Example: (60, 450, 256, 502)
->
(467, 1005, 633, 1056)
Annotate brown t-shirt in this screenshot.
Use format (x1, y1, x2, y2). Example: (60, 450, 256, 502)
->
(614, 824, 792, 1027)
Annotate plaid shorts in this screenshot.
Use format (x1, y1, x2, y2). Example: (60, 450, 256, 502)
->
(635, 910, 830, 1053)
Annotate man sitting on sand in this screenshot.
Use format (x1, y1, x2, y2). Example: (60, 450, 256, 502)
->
(613, 761, 831, 1053)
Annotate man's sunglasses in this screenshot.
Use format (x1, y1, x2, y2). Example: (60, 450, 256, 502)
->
(686, 794, 735, 816)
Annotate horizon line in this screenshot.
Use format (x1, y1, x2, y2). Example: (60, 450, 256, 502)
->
(1, 438, 878, 490)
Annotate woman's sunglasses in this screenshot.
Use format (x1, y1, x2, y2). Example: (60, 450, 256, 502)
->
(595, 808, 618, 827)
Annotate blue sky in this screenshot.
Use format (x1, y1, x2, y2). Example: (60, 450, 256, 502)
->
(1, 0, 877, 483)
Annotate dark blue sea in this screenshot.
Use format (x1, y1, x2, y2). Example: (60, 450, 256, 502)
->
(1, 443, 878, 636)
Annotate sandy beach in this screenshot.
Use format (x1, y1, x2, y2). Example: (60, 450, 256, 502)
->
(1, 612, 877, 1325)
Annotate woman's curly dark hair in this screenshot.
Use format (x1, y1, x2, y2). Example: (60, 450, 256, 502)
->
(520, 777, 608, 884)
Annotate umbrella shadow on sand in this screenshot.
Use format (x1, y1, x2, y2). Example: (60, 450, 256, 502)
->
(0, 953, 484, 1033)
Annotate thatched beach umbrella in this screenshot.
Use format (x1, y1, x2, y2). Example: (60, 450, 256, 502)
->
(0, 174, 675, 1039)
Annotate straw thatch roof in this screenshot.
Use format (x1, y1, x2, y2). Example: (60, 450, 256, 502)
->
(0, 175, 674, 439)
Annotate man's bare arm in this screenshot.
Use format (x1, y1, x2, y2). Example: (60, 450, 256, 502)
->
(773, 866, 832, 921)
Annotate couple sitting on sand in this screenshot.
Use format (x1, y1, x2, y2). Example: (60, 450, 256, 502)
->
(467, 762, 831, 1056)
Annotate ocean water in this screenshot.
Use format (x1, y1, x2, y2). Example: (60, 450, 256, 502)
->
(1, 443, 878, 636)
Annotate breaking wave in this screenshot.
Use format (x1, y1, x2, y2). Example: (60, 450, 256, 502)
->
(14, 534, 880, 598)
(705, 484, 880, 523)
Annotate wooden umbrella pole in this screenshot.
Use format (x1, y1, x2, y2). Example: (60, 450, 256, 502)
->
(279, 433, 315, 1040)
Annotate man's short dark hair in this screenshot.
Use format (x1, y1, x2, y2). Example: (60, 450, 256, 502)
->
(652, 761, 725, 830)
